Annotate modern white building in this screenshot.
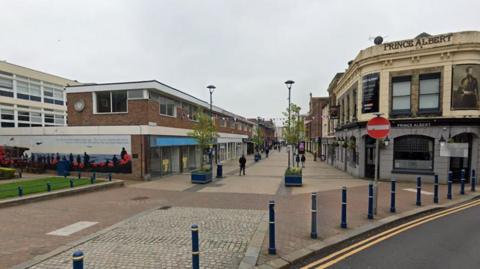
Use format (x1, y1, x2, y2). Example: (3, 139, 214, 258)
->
(0, 61, 78, 128)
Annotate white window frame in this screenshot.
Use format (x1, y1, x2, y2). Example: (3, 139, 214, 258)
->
(93, 91, 129, 114)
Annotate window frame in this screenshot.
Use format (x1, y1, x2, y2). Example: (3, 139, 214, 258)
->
(418, 73, 441, 114)
(93, 91, 128, 114)
(392, 135, 435, 174)
(390, 75, 412, 116)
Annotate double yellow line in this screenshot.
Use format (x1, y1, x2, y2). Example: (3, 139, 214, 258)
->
(301, 199, 480, 269)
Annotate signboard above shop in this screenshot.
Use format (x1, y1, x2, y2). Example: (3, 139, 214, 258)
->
(440, 143, 469, 158)
(362, 73, 380, 114)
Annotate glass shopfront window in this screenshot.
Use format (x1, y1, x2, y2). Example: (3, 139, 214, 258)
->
(393, 135, 434, 171)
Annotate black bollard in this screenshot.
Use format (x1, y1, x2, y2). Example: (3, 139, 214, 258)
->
(416, 176, 422, 206)
(341, 187, 347, 229)
(390, 178, 396, 213)
(460, 169, 465, 195)
(472, 169, 476, 192)
(92, 172, 96, 181)
(18, 186, 23, 197)
(433, 175, 439, 204)
(268, 200, 276, 255)
(78, 171, 81, 180)
(70, 179, 74, 188)
(447, 171, 453, 200)
(72, 250, 84, 269)
(368, 183, 373, 219)
(108, 173, 112, 181)
(191, 224, 199, 269)
(47, 182, 52, 192)
(90, 176, 95, 184)
(311, 193, 317, 239)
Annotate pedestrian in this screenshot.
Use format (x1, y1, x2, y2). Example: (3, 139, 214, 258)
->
(301, 154, 306, 168)
(265, 148, 270, 158)
(295, 154, 300, 167)
(239, 154, 246, 176)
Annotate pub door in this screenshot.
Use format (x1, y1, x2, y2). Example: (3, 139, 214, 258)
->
(364, 136, 376, 178)
(449, 133, 472, 183)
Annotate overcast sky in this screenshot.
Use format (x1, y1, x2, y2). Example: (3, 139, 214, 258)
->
(2, 0, 480, 124)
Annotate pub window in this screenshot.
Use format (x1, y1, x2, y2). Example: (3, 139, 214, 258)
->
(419, 73, 440, 112)
(391, 76, 411, 114)
(95, 91, 127, 113)
(393, 135, 434, 171)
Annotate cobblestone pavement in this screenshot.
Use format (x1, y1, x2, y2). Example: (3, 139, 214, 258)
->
(29, 207, 265, 269)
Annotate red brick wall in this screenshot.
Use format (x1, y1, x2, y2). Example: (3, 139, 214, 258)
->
(67, 92, 252, 136)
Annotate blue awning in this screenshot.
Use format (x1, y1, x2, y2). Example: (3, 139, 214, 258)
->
(152, 136, 198, 147)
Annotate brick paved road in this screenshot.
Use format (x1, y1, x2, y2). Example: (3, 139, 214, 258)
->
(2, 149, 470, 268)
(29, 207, 265, 269)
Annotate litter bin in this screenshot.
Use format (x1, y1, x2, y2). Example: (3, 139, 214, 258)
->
(216, 163, 223, 178)
(56, 160, 70, 176)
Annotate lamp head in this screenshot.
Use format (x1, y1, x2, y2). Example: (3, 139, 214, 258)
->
(207, 85, 216, 93)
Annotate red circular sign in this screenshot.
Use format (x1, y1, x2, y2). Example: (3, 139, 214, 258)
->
(367, 116, 390, 139)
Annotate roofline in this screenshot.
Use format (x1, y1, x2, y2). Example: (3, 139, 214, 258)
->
(0, 60, 79, 84)
(66, 80, 253, 125)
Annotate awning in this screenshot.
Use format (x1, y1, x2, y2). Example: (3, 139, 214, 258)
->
(152, 136, 198, 147)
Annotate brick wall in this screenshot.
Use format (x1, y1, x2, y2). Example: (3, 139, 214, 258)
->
(67, 92, 252, 136)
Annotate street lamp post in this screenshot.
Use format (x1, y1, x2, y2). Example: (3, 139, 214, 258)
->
(207, 85, 216, 170)
(285, 80, 295, 168)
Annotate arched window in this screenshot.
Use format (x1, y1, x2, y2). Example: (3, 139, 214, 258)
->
(393, 135, 434, 171)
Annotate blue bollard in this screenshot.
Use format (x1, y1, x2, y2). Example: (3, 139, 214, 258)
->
(416, 176, 422, 206)
(70, 179, 74, 188)
(268, 200, 276, 255)
(108, 173, 112, 181)
(47, 182, 52, 192)
(472, 169, 476, 192)
(92, 172, 96, 180)
(341, 187, 347, 228)
(311, 192, 317, 239)
(460, 169, 465, 195)
(72, 250, 84, 269)
(368, 183, 373, 219)
(18, 186, 23, 197)
(78, 171, 81, 180)
(434, 175, 439, 204)
(390, 178, 396, 213)
(191, 224, 199, 269)
(447, 171, 453, 200)
(90, 176, 95, 184)
(216, 164, 223, 178)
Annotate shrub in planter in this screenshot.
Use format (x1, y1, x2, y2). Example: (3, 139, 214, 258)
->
(0, 167, 16, 179)
(191, 168, 212, 184)
(285, 167, 302, 186)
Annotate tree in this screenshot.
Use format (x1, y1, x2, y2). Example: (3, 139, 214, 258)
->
(252, 125, 265, 152)
(188, 109, 218, 171)
(282, 103, 304, 145)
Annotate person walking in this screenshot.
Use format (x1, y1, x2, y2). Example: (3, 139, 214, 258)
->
(239, 154, 247, 176)
(265, 148, 270, 158)
(301, 154, 306, 168)
(295, 154, 300, 167)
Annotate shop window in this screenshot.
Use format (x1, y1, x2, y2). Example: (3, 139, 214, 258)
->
(393, 135, 434, 171)
(95, 91, 127, 113)
(419, 73, 440, 112)
(391, 76, 411, 115)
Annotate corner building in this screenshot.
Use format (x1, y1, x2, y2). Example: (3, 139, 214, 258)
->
(330, 31, 480, 183)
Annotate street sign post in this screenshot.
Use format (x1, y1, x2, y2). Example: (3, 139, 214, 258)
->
(367, 114, 390, 215)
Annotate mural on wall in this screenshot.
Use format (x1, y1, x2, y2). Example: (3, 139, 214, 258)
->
(0, 135, 132, 173)
(452, 64, 480, 110)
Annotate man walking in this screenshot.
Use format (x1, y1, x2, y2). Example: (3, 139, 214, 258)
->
(301, 154, 306, 168)
(265, 148, 270, 158)
(239, 154, 247, 176)
(295, 154, 300, 167)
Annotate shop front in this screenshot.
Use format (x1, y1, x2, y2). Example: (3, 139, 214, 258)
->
(149, 136, 201, 176)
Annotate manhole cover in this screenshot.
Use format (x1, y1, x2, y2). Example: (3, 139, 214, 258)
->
(158, 206, 172, 210)
(131, 196, 150, 201)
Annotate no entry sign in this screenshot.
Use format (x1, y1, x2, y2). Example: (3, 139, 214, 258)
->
(367, 116, 390, 139)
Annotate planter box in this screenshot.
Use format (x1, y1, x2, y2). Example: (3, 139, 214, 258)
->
(284, 174, 302, 186)
(191, 171, 212, 184)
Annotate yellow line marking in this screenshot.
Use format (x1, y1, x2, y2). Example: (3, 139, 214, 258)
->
(301, 199, 480, 269)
